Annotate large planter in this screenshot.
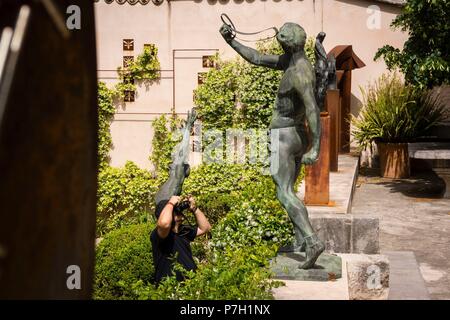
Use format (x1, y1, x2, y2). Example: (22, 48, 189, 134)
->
(377, 142, 410, 179)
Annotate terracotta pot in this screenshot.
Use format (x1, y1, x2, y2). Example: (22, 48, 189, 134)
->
(377, 142, 410, 179)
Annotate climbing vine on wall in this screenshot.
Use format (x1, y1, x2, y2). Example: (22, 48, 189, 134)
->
(150, 114, 183, 182)
(98, 82, 118, 168)
(117, 45, 161, 90)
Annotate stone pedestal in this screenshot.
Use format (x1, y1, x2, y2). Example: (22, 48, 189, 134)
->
(271, 252, 342, 282)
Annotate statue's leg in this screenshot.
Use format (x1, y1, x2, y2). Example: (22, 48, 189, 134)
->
(292, 156, 305, 251)
(271, 127, 324, 269)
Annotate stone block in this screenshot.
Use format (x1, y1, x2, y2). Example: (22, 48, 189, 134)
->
(310, 214, 380, 254)
(342, 254, 390, 300)
(310, 214, 351, 253)
(352, 217, 379, 254)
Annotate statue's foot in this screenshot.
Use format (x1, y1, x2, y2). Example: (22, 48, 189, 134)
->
(278, 241, 306, 253)
(299, 235, 325, 269)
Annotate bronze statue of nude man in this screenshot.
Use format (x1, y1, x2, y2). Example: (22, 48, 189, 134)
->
(220, 22, 325, 269)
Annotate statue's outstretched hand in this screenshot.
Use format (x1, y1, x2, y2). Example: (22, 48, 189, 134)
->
(219, 23, 234, 42)
(301, 150, 319, 165)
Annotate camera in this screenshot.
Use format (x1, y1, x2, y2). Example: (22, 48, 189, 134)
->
(174, 200, 190, 214)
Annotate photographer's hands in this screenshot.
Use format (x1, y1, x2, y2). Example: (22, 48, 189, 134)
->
(187, 195, 197, 213)
(168, 195, 180, 207)
(185, 195, 211, 237)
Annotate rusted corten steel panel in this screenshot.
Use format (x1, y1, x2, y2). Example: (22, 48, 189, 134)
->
(326, 89, 340, 172)
(305, 112, 330, 205)
(328, 45, 365, 153)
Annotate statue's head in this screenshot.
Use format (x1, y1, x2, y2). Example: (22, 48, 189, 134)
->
(276, 23, 306, 53)
(316, 31, 326, 42)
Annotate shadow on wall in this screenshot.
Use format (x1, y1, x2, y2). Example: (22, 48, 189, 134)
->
(350, 92, 363, 117)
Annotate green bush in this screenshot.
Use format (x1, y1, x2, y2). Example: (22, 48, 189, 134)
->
(133, 244, 282, 300)
(210, 175, 293, 250)
(194, 38, 315, 130)
(94, 223, 155, 300)
(94, 220, 283, 300)
(352, 72, 446, 150)
(93, 161, 305, 300)
(96, 161, 158, 236)
(94, 220, 282, 300)
(182, 163, 266, 224)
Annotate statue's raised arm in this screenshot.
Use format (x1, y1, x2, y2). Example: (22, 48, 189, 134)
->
(154, 109, 197, 206)
(219, 24, 285, 70)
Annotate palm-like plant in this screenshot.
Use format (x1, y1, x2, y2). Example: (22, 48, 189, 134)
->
(352, 72, 446, 150)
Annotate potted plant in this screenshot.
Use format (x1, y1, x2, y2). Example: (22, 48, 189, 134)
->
(352, 73, 445, 179)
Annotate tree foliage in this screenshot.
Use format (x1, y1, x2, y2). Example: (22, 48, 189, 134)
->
(375, 0, 450, 88)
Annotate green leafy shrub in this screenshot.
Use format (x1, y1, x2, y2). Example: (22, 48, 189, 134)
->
(93, 162, 305, 299)
(210, 176, 293, 250)
(94, 220, 281, 300)
(133, 244, 282, 300)
(194, 38, 315, 130)
(96, 161, 158, 236)
(352, 73, 446, 150)
(94, 222, 155, 300)
(182, 163, 265, 223)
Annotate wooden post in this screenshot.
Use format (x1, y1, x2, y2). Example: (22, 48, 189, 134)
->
(325, 89, 340, 172)
(305, 112, 330, 205)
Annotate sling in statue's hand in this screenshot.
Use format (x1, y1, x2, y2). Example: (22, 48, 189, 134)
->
(219, 24, 234, 43)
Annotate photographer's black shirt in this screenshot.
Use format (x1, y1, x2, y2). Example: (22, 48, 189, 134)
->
(150, 225, 198, 284)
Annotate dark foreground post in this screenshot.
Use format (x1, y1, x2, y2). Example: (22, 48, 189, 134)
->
(0, 1, 98, 299)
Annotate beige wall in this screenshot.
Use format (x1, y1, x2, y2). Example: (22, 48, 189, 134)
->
(95, 0, 408, 169)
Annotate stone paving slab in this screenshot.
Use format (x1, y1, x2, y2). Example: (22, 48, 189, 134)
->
(383, 251, 430, 300)
(352, 170, 450, 299)
(298, 154, 359, 214)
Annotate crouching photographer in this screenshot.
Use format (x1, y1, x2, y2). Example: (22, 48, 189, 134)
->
(151, 195, 211, 284)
